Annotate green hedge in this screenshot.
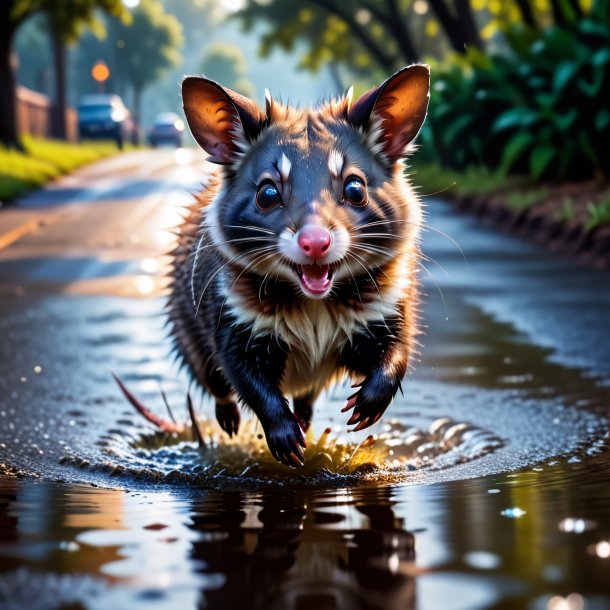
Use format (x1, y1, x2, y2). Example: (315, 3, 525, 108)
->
(420, 6, 610, 182)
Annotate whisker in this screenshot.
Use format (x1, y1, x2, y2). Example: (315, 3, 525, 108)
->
(348, 248, 391, 281)
(350, 218, 467, 263)
(418, 259, 448, 314)
(195, 236, 274, 252)
(203, 224, 276, 235)
(217, 248, 278, 326)
(194, 246, 276, 316)
(343, 258, 362, 305)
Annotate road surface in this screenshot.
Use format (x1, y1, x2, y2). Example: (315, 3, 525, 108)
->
(0, 149, 609, 610)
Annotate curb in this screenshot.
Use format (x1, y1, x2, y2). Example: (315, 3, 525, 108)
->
(454, 195, 610, 271)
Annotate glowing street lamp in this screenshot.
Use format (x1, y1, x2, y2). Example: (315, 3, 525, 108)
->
(91, 61, 110, 92)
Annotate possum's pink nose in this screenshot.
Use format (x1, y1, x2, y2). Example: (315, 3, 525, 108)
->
(297, 225, 332, 259)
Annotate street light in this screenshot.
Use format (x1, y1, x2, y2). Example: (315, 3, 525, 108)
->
(91, 61, 110, 93)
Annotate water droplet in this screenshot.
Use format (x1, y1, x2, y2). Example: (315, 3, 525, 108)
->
(501, 507, 526, 519)
(547, 593, 584, 610)
(463, 550, 501, 570)
(587, 540, 610, 558)
(59, 541, 80, 552)
(558, 518, 597, 534)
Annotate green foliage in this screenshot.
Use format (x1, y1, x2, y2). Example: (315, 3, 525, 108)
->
(200, 42, 256, 98)
(109, 0, 183, 100)
(556, 196, 575, 222)
(422, 9, 610, 181)
(410, 162, 527, 199)
(503, 187, 551, 210)
(236, 0, 404, 74)
(10, 0, 129, 43)
(585, 196, 610, 230)
(0, 137, 121, 202)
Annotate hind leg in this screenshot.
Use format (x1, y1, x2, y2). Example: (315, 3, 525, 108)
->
(205, 365, 241, 437)
(293, 392, 315, 432)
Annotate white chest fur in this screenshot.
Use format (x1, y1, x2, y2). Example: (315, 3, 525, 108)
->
(221, 271, 408, 397)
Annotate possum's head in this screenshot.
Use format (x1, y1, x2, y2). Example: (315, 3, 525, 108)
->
(182, 66, 429, 300)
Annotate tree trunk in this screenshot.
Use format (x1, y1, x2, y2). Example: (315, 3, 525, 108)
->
(0, 16, 22, 150)
(514, 0, 538, 28)
(566, 0, 583, 18)
(455, 0, 482, 49)
(133, 86, 142, 146)
(427, 0, 468, 54)
(51, 26, 67, 140)
(384, 0, 420, 61)
(549, 0, 569, 26)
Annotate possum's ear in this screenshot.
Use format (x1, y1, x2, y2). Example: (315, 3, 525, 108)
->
(182, 77, 266, 165)
(348, 64, 429, 164)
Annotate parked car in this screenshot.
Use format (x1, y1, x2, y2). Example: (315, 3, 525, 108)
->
(77, 94, 133, 149)
(148, 112, 184, 148)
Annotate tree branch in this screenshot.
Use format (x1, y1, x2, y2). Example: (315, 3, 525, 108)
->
(306, 0, 398, 69)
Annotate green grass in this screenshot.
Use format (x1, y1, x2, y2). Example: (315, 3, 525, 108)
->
(410, 162, 527, 200)
(412, 162, 610, 231)
(585, 196, 610, 231)
(555, 197, 575, 223)
(0, 136, 125, 203)
(503, 187, 550, 211)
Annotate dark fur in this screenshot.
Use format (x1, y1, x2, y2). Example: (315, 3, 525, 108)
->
(168, 66, 430, 466)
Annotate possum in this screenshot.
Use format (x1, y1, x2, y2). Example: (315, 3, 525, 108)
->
(167, 65, 430, 467)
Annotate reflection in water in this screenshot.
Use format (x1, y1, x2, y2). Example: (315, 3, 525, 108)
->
(0, 481, 418, 610)
(2, 444, 610, 608)
(190, 488, 415, 610)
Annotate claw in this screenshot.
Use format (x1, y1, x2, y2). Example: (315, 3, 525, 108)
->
(290, 451, 304, 467)
(342, 392, 359, 412)
(112, 373, 184, 434)
(353, 417, 372, 432)
(216, 401, 240, 438)
(347, 410, 361, 425)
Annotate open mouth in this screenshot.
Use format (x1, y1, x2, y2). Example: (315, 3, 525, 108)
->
(294, 263, 336, 296)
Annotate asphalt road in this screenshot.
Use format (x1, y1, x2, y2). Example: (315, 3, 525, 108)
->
(0, 148, 200, 296)
(1, 149, 610, 610)
(0, 148, 608, 484)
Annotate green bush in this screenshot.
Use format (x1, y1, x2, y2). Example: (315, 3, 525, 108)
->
(421, 7, 610, 182)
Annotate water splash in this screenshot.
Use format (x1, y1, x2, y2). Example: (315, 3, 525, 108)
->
(61, 415, 503, 488)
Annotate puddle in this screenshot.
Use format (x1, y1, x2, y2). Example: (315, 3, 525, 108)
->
(61, 415, 503, 487)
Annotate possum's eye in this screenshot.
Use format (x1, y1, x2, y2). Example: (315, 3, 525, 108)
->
(343, 176, 368, 207)
(256, 181, 284, 211)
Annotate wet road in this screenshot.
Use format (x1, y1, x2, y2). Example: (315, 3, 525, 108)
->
(0, 149, 609, 609)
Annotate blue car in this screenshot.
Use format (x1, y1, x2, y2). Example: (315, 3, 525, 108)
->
(148, 112, 185, 148)
(78, 94, 132, 149)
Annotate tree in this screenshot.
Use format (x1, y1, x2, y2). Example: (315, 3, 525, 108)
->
(236, 0, 595, 80)
(110, 0, 183, 142)
(200, 42, 256, 98)
(236, 0, 483, 78)
(0, 0, 127, 148)
(45, 0, 128, 139)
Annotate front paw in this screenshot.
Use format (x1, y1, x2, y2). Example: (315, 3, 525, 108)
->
(216, 400, 240, 437)
(265, 414, 307, 467)
(342, 375, 400, 432)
